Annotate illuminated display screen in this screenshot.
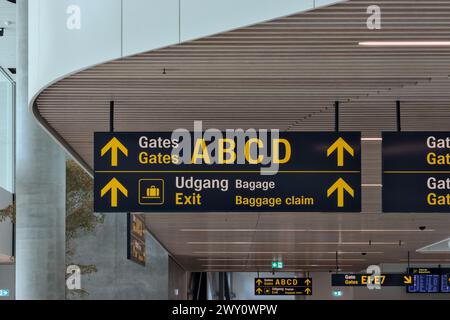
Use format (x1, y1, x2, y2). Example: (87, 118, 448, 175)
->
(407, 268, 450, 293)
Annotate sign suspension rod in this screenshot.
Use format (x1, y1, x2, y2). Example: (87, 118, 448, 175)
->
(335, 101, 339, 132)
(110, 100, 115, 133)
(396, 100, 401, 132)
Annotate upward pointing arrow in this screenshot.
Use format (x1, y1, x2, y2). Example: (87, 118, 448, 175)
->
(256, 279, 263, 286)
(101, 137, 128, 167)
(256, 288, 263, 295)
(327, 137, 354, 167)
(305, 279, 312, 286)
(305, 287, 312, 295)
(327, 178, 354, 208)
(101, 178, 128, 207)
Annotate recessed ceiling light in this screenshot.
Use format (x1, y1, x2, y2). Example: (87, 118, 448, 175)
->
(359, 41, 450, 46)
(197, 258, 366, 261)
(188, 241, 401, 245)
(181, 229, 434, 233)
(399, 259, 450, 262)
(192, 251, 384, 255)
(201, 264, 353, 268)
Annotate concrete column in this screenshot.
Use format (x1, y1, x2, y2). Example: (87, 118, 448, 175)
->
(15, 0, 66, 300)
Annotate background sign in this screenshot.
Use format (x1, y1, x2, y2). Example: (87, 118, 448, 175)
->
(255, 278, 312, 296)
(94, 132, 361, 212)
(407, 268, 450, 293)
(127, 213, 146, 266)
(331, 273, 412, 287)
(383, 132, 450, 212)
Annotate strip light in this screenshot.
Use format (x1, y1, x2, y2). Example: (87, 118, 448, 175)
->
(193, 251, 384, 255)
(201, 264, 353, 268)
(188, 241, 401, 245)
(359, 41, 450, 46)
(197, 258, 366, 261)
(181, 229, 434, 233)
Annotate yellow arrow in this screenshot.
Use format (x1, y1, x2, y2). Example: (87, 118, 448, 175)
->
(327, 137, 354, 167)
(403, 275, 413, 285)
(305, 279, 312, 286)
(101, 178, 128, 207)
(101, 137, 128, 167)
(256, 279, 263, 285)
(327, 178, 355, 208)
(305, 288, 312, 295)
(256, 288, 263, 295)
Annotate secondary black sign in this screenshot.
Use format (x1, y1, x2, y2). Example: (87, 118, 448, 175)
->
(332, 273, 413, 287)
(127, 213, 146, 266)
(255, 278, 312, 296)
(94, 131, 361, 212)
(383, 132, 450, 212)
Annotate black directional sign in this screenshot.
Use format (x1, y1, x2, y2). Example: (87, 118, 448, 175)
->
(332, 273, 414, 287)
(383, 132, 450, 212)
(94, 131, 361, 212)
(255, 278, 312, 296)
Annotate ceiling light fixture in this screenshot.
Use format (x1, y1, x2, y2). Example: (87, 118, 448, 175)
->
(192, 251, 384, 255)
(188, 241, 400, 246)
(181, 229, 434, 233)
(359, 41, 450, 46)
(201, 264, 353, 268)
(197, 258, 366, 261)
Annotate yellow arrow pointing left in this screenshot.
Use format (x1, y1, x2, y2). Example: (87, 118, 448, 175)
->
(327, 137, 354, 167)
(327, 178, 354, 208)
(101, 178, 128, 207)
(101, 137, 128, 167)
(403, 275, 413, 285)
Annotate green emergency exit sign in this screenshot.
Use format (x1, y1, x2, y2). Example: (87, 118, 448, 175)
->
(272, 261, 284, 269)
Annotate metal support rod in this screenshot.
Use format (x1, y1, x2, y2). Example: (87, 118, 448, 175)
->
(335, 251, 339, 273)
(219, 272, 224, 300)
(335, 101, 339, 132)
(396, 100, 401, 132)
(110, 100, 115, 132)
(407, 251, 410, 269)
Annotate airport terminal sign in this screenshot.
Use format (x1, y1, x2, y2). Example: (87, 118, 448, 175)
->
(94, 131, 361, 212)
(332, 273, 413, 287)
(383, 132, 450, 212)
(255, 278, 312, 296)
(407, 268, 450, 293)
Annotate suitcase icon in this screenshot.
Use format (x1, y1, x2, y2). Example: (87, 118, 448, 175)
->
(146, 186, 160, 198)
(139, 179, 164, 205)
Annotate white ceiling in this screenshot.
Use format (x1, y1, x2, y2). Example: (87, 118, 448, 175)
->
(35, 0, 450, 272)
(0, 0, 16, 69)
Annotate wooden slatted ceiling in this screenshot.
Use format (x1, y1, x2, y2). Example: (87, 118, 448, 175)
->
(36, 0, 450, 271)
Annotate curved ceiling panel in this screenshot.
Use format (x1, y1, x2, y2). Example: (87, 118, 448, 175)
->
(34, 0, 450, 272)
(36, 0, 450, 171)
